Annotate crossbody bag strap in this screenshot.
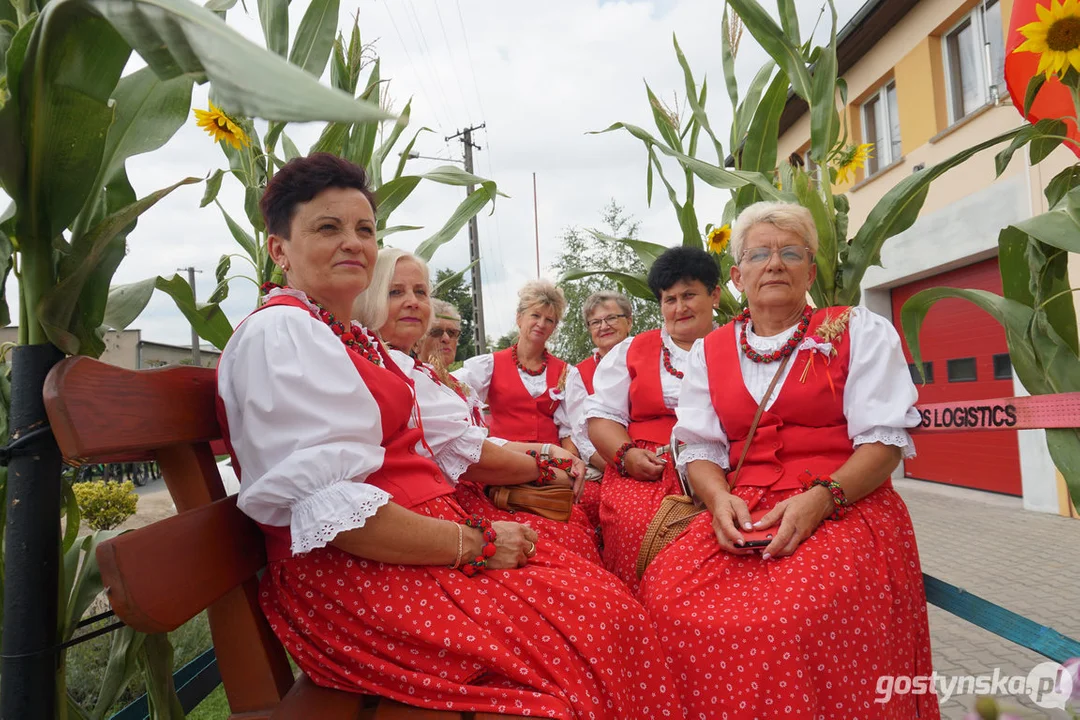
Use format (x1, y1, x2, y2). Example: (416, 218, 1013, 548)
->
(730, 351, 792, 482)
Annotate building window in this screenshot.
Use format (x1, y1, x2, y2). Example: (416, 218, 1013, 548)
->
(861, 81, 901, 176)
(909, 361, 934, 384)
(943, 0, 1005, 123)
(947, 357, 978, 382)
(993, 352, 1012, 380)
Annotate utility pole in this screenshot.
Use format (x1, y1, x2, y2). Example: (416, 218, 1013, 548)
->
(178, 266, 203, 366)
(447, 123, 486, 354)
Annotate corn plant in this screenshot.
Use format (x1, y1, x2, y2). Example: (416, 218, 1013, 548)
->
(0, 0, 387, 715)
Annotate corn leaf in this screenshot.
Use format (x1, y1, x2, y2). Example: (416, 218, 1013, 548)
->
(287, 0, 337, 78)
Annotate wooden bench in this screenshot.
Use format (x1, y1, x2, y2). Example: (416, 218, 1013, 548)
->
(44, 356, 520, 720)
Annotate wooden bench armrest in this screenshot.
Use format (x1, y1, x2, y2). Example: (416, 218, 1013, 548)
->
(96, 496, 266, 634)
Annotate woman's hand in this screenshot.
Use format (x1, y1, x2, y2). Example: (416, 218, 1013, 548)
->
(708, 491, 757, 556)
(753, 486, 833, 559)
(485, 521, 540, 569)
(624, 448, 666, 482)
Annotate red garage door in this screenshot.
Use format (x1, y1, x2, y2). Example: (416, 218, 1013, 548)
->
(889, 258, 1022, 495)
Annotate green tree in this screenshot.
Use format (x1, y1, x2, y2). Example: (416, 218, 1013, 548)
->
(493, 329, 518, 352)
(433, 267, 476, 361)
(551, 201, 663, 364)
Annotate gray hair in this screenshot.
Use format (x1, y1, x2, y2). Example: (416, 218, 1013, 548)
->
(582, 291, 632, 324)
(516, 279, 566, 324)
(730, 201, 819, 261)
(431, 298, 461, 324)
(352, 247, 432, 332)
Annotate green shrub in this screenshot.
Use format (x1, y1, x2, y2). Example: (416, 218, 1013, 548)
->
(72, 480, 138, 531)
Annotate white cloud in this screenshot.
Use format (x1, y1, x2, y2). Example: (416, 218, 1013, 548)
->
(4, 0, 867, 346)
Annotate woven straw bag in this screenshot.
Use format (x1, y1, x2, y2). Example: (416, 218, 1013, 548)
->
(635, 353, 792, 578)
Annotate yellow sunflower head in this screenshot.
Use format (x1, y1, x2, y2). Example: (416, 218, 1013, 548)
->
(1015, 0, 1080, 79)
(193, 101, 251, 150)
(832, 143, 873, 185)
(706, 224, 731, 255)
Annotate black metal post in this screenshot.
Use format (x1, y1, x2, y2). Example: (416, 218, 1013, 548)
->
(1, 343, 65, 720)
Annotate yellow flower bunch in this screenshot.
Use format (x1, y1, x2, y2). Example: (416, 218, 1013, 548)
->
(832, 143, 873, 185)
(1015, 0, 1080, 79)
(193, 101, 251, 149)
(707, 224, 731, 255)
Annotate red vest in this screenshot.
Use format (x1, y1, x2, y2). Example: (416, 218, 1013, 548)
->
(576, 354, 599, 395)
(216, 294, 454, 561)
(704, 307, 859, 492)
(625, 330, 677, 444)
(486, 348, 567, 443)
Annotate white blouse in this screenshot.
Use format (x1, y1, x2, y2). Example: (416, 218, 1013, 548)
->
(564, 359, 597, 461)
(583, 328, 689, 430)
(387, 349, 486, 482)
(453, 352, 577, 438)
(674, 307, 921, 473)
(217, 301, 395, 557)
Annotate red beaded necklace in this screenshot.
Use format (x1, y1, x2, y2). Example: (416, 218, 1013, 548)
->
(512, 345, 548, 377)
(661, 342, 683, 379)
(736, 305, 813, 364)
(262, 283, 382, 366)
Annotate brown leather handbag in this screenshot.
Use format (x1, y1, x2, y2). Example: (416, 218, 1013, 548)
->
(486, 483, 575, 522)
(635, 353, 792, 578)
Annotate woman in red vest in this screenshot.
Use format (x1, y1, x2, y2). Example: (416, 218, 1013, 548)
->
(644, 201, 938, 719)
(585, 247, 721, 592)
(216, 153, 681, 718)
(454, 281, 576, 447)
(354, 248, 600, 563)
(565, 291, 634, 528)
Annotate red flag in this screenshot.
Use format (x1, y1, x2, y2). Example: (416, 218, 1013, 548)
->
(1005, 0, 1080, 158)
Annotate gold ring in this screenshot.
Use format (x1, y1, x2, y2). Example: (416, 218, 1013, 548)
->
(526, 541, 536, 557)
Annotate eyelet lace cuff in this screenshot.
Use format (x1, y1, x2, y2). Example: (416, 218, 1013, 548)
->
(584, 409, 630, 428)
(433, 425, 486, 482)
(677, 443, 730, 472)
(290, 482, 392, 556)
(853, 426, 916, 459)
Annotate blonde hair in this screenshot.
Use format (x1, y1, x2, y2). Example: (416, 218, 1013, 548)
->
(516, 279, 566, 324)
(352, 247, 432, 332)
(730, 201, 819, 261)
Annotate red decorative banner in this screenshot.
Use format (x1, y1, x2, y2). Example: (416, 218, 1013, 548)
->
(912, 393, 1080, 433)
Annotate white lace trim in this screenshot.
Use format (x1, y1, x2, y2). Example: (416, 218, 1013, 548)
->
(584, 408, 630, 427)
(676, 443, 730, 472)
(853, 427, 917, 459)
(289, 482, 392, 556)
(433, 425, 486, 482)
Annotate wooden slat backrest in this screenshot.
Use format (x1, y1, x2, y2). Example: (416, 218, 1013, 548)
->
(43, 356, 296, 715)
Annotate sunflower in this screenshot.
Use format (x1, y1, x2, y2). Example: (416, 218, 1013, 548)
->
(1015, 0, 1080, 79)
(193, 102, 251, 149)
(833, 143, 873, 185)
(706, 224, 731, 255)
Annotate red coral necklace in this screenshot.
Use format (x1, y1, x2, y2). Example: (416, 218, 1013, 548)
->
(736, 305, 813, 364)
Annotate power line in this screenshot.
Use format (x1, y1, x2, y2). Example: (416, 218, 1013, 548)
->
(381, 0, 449, 132)
(402, 0, 458, 131)
(434, 1, 476, 125)
(455, 0, 488, 120)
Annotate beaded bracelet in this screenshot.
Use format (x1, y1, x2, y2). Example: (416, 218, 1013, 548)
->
(798, 471, 849, 521)
(525, 450, 575, 485)
(612, 441, 636, 476)
(458, 515, 497, 576)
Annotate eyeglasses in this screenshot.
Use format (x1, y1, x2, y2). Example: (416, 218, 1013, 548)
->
(741, 245, 812, 266)
(427, 327, 461, 339)
(586, 314, 628, 330)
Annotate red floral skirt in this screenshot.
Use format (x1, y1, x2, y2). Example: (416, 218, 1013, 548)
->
(453, 482, 601, 565)
(259, 495, 679, 718)
(598, 440, 682, 594)
(640, 483, 940, 720)
(579, 478, 603, 530)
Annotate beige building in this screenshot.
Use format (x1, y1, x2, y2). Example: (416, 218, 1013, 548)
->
(778, 0, 1078, 517)
(0, 327, 220, 370)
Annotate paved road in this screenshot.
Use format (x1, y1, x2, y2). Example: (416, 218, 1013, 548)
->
(897, 478, 1080, 719)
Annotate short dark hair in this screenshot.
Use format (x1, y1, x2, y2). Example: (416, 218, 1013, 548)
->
(259, 153, 377, 238)
(647, 246, 720, 300)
